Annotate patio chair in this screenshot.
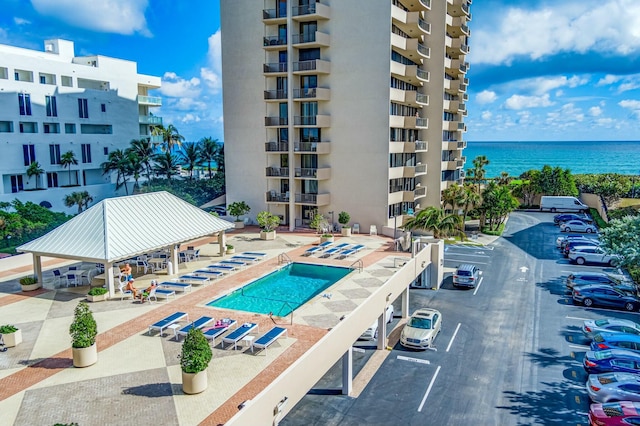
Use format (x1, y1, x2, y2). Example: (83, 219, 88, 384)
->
(369, 225, 377, 235)
(178, 252, 188, 263)
(135, 259, 149, 274)
(208, 264, 236, 272)
(203, 319, 237, 346)
(222, 323, 258, 350)
(252, 326, 288, 354)
(66, 272, 80, 287)
(117, 282, 133, 300)
(353, 223, 360, 234)
(50, 269, 63, 286)
(148, 312, 189, 336)
(337, 249, 357, 260)
(142, 287, 175, 303)
(302, 246, 322, 256)
(219, 260, 247, 268)
(351, 244, 366, 253)
(159, 281, 192, 293)
(318, 241, 333, 250)
(175, 316, 214, 341)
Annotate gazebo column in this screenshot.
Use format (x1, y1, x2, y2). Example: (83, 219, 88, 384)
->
(33, 254, 43, 287)
(219, 231, 226, 256)
(169, 245, 179, 275)
(105, 262, 116, 298)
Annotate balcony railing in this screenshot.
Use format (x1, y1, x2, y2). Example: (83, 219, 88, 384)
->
(293, 59, 330, 73)
(263, 9, 286, 19)
(264, 90, 288, 100)
(265, 116, 288, 126)
(294, 167, 330, 179)
(263, 36, 287, 47)
(266, 191, 290, 202)
(264, 62, 287, 73)
(266, 167, 289, 177)
(294, 141, 329, 153)
(419, 0, 431, 9)
(417, 68, 430, 81)
(265, 142, 289, 152)
(414, 187, 427, 198)
(415, 141, 428, 151)
(416, 93, 429, 105)
(417, 43, 430, 58)
(416, 118, 428, 128)
(137, 95, 162, 106)
(294, 88, 317, 98)
(295, 193, 330, 205)
(139, 115, 162, 125)
(418, 18, 431, 33)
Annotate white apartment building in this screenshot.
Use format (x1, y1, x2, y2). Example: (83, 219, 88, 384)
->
(221, 0, 470, 233)
(0, 39, 161, 212)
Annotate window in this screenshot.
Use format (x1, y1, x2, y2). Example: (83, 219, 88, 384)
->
(0, 67, 7, 79)
(61, 75, 73, 87)
(47, 172, 59, 188)
(49, 144, 61, 165)
(65, 123, 76, 134)
(19, 122, 37, 133)
(103, 147, 109, 155)
(23, 144, 36, 166)
(78, 98, 89, 118)
(18, 93, 32, 115)
(81, 144, 92, 163)
(43, 123, 60, 134)
(10, 175, 24, 193)
(0, 121, 13, 132)
(101, 103, 106, 112)
(46, 96, 58, 117)
(299, 48, 320, 61)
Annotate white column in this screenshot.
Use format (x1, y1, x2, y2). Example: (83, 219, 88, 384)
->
(402, 286, 410, 319)
(33, 254, 43, 286)
(106, 262, 115, 298)
(376, 312, 387, 350)
(219, 231, 226, 256)
(170, 245, 179, 275)
(341, 347, 353, 395)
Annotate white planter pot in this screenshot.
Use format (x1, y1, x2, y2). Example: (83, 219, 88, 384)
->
(320, 236, 334, 244)
(20, 283, 41, 292)
(226, 247, 235, 255)
(87, 293, 109, 302)
(260, 230, 276, 240)
(234, 221, 245, 229)
(2, 329, 22, 347)
(182, 370, 208, 394)
(341, 227, 352, 237)
(72, 343, 98, 368)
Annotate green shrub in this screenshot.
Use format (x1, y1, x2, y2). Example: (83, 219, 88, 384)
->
(338, 211, 350, 226)
(19, 276, 37, 286)
(226, 244, 234, 250)
(179, 328, 212, 374)
(256, 211, 280, 232)
(589, 208, 609, 229)
(69, 301, 97, 349)
(0, 324, 18, 334)
(228, 201, 250, 222)
(87, 287, 108, 296)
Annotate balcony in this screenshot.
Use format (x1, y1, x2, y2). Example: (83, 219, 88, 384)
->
(295, 192, 331, 206)
(265, 141, 289, 152)
(442, 140, 465, 150)
(420, 0, 432, 9)
(294, 167, 331, 180)
(418, 18, 431, 34)
(139, 115, 162, 125)
(140, 134, 163, 143)
(416, 117, 428, 128)
(389, 166, 415, 179)
(414, 186, 427, 199)
(415, 164, 427, 176)
(293, 115, 331, 127)
(266, 167, 289, 177)
(390, 88, 418, 105)
(389, 115, 427, 129)
(389, 141, 415, 153)
(417, 68, 430, 82)
(417, 43, 430, 58)
(292, 2, 331, 21)
(448, 37, 470, 56)
(443, 99, 459, 112)
(416, 93, 429, 105)
(265, 116, 288, 127)
(264, 90, 288, 101)
(263, 8, 287, 22)
(391, 33, 418, 57)
(446, 16, 470, 38)
(137, 95, 162, 106)
(294, 141, 331, 154)
(266, 191, 290, 203)
(293, 59, 330, 74)
(263, 36, 287, 49)
(293, 87, 331, 101)
(415, 141, 428, 152)
(443, 121, 459, 132)
(263, 62, 287, 74)
(292, 31, 330, 48)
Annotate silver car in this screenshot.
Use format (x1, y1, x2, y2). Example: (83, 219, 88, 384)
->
(582, 318, 640, 340)
(360, 305, 394, 340)
(560, 220, 597, 233)
(400, 308, 442, 350)
(587, 372, 640, 403)
(568, 246, 621, 266)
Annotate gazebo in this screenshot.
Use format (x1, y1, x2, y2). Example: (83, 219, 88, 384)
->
(17, 191, 235, 297)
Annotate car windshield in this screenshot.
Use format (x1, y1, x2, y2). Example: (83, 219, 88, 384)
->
(457, 271, 471, 276)
(594, 350, 613, 360)
(409, 317, 432, 329)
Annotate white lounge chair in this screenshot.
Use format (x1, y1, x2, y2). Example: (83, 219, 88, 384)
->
(175, 316, 214, 341)
(148, 312, 188, 336)
(252, 326, 288, 354)
(159, 281, 192, 293)
(222, 323, 258, 350)
(203, 319, 237, 346)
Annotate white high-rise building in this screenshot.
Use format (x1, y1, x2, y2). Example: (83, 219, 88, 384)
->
(0, 39, 161, 211)
(221, 0, 471, 233)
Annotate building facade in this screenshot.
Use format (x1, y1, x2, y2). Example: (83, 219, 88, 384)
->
(0, 39, 161, 212)
(221, 0, 470, 233)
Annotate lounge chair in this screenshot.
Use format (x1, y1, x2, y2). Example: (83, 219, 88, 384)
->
(303, 246, 323, 256)
(318, 241, 334, 250)
(117, 282, 133, 300)
(337, 249, 356, 260)
(193, 269, 225, 278)
(231, 255, 260, 263)
(159, 281, 192, 293)
(220, 260, 247, 268)
(351, 244, 365, 252)
(222, 322, 258, 350)
(203, 319, 237, 346)
(143, 287, 175, 303)
(208, 264, 236, 272)
(252, 326, 288, 354)
(242, 252, 267, 258)
(148, 312, 188, 336)
(319, 243, 351, 258)
(178, 274, 210, 285)
(175, 316, 214, 341)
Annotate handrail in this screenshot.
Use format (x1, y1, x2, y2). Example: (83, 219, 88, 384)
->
(275, 301, 295, 325)
(278, 253, 292, 265)
(349, 259, 363, 273)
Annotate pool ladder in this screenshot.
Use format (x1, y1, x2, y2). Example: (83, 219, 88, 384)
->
(349, 259, 363, 273)
(278, 253, 292, 265)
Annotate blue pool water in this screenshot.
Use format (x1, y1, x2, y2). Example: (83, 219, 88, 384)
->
(208, 263, 352, 316)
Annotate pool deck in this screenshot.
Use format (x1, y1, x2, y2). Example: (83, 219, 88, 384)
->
(0, 227, 413, 425)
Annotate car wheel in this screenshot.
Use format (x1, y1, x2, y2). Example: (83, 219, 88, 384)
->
(583, 298, 593, 307)
(586, 228, 593, 233)
(626, 303, 636, 312)
(564, 227, 571, 232)
(576, 257, 585, 265)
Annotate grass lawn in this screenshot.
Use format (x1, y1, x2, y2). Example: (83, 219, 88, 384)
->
(618, 198, 640, 208)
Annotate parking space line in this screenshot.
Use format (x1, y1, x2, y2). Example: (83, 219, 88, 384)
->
(418, 365, 441, 412)
(446, 323, 461, 352)
(568, 344, 589, 350)
(566, 316, 591, 321)
(473, 277, 484, 296)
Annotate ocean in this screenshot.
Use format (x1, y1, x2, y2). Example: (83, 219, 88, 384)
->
(463, 141, 640, 178)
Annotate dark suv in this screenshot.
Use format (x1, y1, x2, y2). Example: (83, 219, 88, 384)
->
(453, 264, 481, 288)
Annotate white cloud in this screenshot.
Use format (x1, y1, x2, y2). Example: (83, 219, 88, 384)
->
(200, 30, 222, 91)
(589, 106, 603, 116)
(476, 90, 497, 104)
(180, 114, 201, 124)
(519, 75, 588, 95)
(481, 110, 492, 120)
(619, 99, 640, 110)
(618, 80, 640, 93)
(30, 0, 150, 36)
(159, 72, 201, 98)
(597, 75, 622, 86)
(471, 0, 640, 65)
(504, 93, 553, 109)
(13, 17, 31, 25)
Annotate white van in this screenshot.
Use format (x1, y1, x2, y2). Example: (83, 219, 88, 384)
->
(540, 196, 589, 213)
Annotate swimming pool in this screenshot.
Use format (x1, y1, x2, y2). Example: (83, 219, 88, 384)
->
(208, 263, 352, 316)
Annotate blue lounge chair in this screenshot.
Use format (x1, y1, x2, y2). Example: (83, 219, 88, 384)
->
(193, 269, 224, 278)
(242, 252, 266, 258)
(222, 323, 258, 350)
(303, 246, 322, 256)
(320, 243, 351, 258)
(208, 264, 236, 272)
(337, 249, 356, 260)
(231, 255, 260, 263)
(252, 326, 288, 354)
(178, 275, 210, 285)
(175, 316, 214, 341)
(318, 241, 334, 250)
(159, 281, 192, 293)
(220, 260, 247, 268)
(351, 244, 365, 252)
(148, 312, 188, 336)
(203, 319, 237, 346)
(142, 287, 176, 303)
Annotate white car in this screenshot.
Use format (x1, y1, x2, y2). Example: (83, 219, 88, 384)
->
(360, 305, 394, 340)
(400, 308, 442, 350)
(568, 246, 621, 266)
(560, 220, 597, 233)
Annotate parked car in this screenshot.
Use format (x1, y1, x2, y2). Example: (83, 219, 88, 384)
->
(583, 348, 640, 374)
(452, 264, 481, 288)
(568, 246, 621, 266)
(587, 372, 640, 403)
(563, 239, 600, 257)
(572, 285, 640, 311)
(556, 234, 598, 248)
(540, 195, 589, 212)
(560, 220, 598, 233)
(589, 401, 640, 426)
(583, 318, 640, 340)
(400, 308, 442, 350)
(360, 305, 394, 340)
(554, 213, 592, 224)
(591, 333, 640, 353)
(567, 272, 635, 293)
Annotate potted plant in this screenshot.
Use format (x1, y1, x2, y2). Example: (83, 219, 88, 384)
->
(87, 287, 109, 302)
(338, 211, 351, 236)
(228, 201, 251, 229)
(69, 301, 98, 368)
(180, 328, 212, 394)
(226, 244, 235, 255)
(0, 324, 22, 347)
(310, 212, 333, 243)
(19, 276, 41, 292)
(256, 211, 281, 240)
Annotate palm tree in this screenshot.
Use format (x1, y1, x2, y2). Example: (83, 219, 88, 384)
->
(213, 143, 225, 174)
(441, 184, 465, 212)
(199, 137, 220, 178)
(60, 151, 78, 186)
(151, 124, 184, 152)
(461, 183, 482, 224)
(402, 207, 465, 239)
(178, 142, 202, 179)
(64, 191, 93, 214)
(101, 149, 131, 195)
(26, 161, 45, 189)
(472, 155, 490, 194)
(129, 138, 155, 181)
(125, 148, 144, 191)
(153, 152, 180, 180)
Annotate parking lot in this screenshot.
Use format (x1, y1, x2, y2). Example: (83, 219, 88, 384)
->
(283, 211, 634, 425)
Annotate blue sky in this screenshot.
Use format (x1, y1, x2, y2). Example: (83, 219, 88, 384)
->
(1, 0, 639, 142)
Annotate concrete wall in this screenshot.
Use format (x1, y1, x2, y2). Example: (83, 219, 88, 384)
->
(581, 192, 608, 222)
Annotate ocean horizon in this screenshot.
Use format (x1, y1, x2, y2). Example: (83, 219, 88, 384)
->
(464, 140, 640, 178)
